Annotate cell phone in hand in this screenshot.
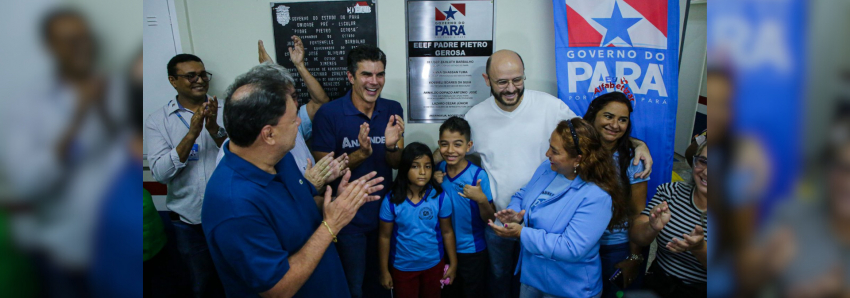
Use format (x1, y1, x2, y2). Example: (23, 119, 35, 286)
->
(609, 268, 626, 289)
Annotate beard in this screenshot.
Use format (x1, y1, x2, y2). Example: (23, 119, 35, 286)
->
(492, 86, 525, 107)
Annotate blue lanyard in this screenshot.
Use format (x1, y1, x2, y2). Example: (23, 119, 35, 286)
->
(173, 100, 194, 130)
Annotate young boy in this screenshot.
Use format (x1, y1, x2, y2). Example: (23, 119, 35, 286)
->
(434, 116, 496, 297)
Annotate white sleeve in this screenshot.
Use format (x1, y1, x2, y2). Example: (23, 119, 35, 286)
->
(558, 100, 578, 120)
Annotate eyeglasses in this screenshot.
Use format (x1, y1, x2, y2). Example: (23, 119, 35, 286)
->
(491, 75, 525, 89)
(172, 71, 213, 82)
(693, 156, 707, 170)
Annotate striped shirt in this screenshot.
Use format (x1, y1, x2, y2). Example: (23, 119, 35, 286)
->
(641, 182, 707, 284)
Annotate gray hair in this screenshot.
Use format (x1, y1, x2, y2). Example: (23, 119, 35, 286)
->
(223, 61, 295, 101)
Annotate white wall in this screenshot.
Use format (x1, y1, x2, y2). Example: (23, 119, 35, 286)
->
(169, 0, 699, 153)
(674, 2, 706, 155)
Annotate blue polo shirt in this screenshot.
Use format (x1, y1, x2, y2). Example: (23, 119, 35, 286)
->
(312, 91, 404, 234)
(437, 161, 493, 254)
(379, 187, 452, 271)
(202, 145, 349, 298)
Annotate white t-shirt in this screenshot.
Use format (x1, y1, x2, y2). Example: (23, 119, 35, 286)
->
(465, 89, 577, 217)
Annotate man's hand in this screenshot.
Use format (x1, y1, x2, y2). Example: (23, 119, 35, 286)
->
(258, 40, 274, 64)
(337, 171, 384, 202)
(433, 171, 445, 184)
(189, 102, 206, 138)
(633, 141, 653, 179)
(385, 115, 404, 149)
(288, 35, 306, 67)
(358, 123, 373, 156)
(204, 96, 221, 135)
(304, 152, 338, 190)
(326, 153, 349, 184)
(667, 225, 705, 253)
(488, 220, 522, 238)
(648, 201, 671, 232)
(494, 209, 526, 224)
(322, 172, 382, 232)
(459, 180, 487, 203)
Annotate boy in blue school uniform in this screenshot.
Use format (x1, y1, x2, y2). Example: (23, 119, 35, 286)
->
(434, 117, 496, 297)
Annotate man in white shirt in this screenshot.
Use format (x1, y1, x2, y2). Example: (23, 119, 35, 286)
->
(144, 54, 227, 298)
(439, 50, 654, 298)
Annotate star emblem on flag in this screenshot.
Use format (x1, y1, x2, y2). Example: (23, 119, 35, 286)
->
(444, 6, 458, 20)
(593, 1, 642, 46)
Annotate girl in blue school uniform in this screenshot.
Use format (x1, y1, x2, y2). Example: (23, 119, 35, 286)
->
(378, 142, 458, 298)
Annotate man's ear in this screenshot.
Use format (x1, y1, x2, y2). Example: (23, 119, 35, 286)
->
(347, 71, 355, 85)
(482, 73, 490, 87)
(260, 125, 275, 145)
(168, 76, 178, 88)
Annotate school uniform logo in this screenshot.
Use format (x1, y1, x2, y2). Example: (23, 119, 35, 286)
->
(419, 207, 434, 220)
(565, 0, 667, 49)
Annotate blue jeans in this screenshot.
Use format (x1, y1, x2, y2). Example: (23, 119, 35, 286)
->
(599, 243, 647, 298)
(335, 230, 389, 298)
(520, 283, 602, 298)
(173, 221, 225, 298)
(485, 226, 520, 298)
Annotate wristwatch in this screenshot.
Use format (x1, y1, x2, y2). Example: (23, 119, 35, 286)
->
(386, 144, 399, 152)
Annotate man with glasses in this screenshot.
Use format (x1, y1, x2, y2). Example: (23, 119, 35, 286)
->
(145, 53, 226, 297)
(434, 50, 654, 298)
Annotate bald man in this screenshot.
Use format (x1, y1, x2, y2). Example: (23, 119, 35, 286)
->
(434, 50, 654, 298)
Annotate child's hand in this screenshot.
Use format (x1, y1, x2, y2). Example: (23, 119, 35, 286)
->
(443, 264, 456, 285)
(459, 179, 486, 203)
(433, 170, 445, 184)
(380, 270, 393, 289)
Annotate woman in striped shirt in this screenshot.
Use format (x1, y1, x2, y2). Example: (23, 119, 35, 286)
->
(631, 142, 707, 297)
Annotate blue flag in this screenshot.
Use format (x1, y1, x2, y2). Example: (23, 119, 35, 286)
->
(553, 0, 680, 200)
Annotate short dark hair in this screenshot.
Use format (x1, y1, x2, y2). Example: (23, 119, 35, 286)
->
(485, 51, 525, 76)
(223, 79, 289, 147)
(346, 45, 386, 76)
(167, 54, 203, 77)
(439, 116, 471, 141)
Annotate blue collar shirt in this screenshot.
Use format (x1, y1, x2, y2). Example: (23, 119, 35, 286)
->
(311, 91, 404, 234)
(202, 145, 349, 298)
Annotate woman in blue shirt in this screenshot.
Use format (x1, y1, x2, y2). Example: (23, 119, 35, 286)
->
(583, 92, 649, 297)
(378, 142, 458, 298)
(489, 118, 626, 298)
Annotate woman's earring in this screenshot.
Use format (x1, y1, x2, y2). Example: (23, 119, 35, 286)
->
(573, 165, 578, 174)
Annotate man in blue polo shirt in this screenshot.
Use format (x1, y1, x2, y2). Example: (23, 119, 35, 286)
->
(312, 44, 404, 298)
(203, 67, 383, 297)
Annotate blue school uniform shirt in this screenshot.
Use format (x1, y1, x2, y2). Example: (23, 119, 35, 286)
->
(599, 152, 649, 245)
(437, 161, 492, 253)
(379, 187, 452, 271)
(312, 91, 404, 234)
(202, 145, 349, 298)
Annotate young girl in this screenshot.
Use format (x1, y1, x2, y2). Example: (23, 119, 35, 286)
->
(379, 142, 458, 298)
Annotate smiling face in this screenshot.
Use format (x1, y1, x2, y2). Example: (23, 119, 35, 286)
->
(408, 155, 433, 189)
(438, 130, 471, 166)
(348, 60, 385, 104)
(592, 101, 631, 145)
(546, 131, 580, 176)
(169, 61, 209, 101)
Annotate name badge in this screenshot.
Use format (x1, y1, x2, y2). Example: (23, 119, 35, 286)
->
(188, 144, 200, 161)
